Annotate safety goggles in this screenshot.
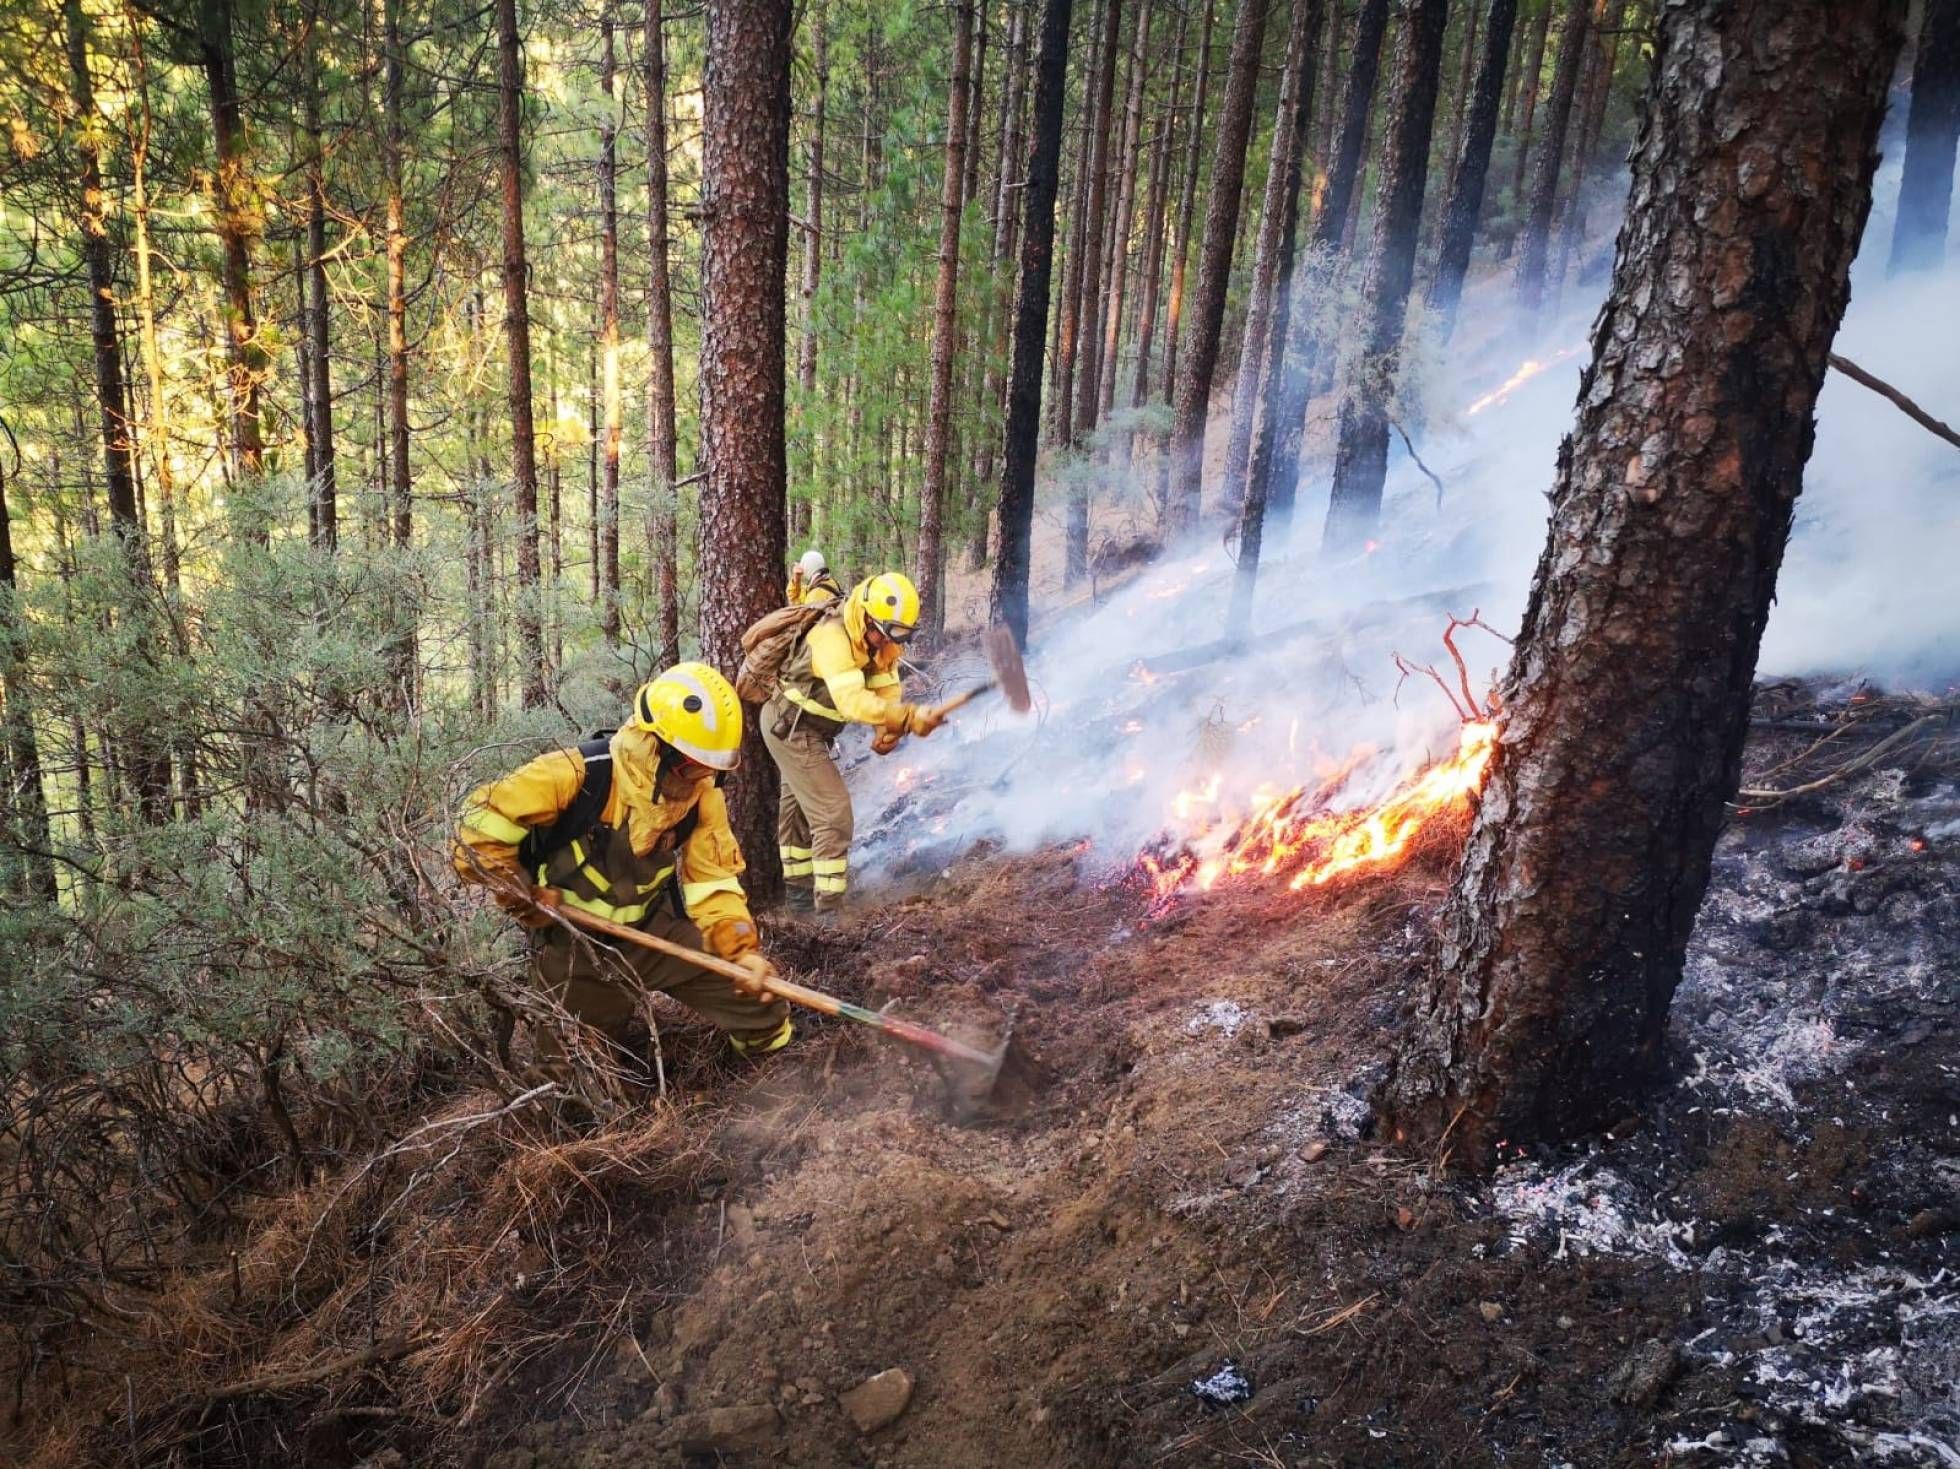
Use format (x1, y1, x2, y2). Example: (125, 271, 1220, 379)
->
(869, 618, 917, 646)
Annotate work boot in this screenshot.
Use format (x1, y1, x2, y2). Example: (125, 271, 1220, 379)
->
(812, 891, 847, 927)
(782, 883, 815, 915)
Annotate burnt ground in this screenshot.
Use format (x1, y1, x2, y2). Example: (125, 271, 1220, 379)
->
(440, 685, 1959, 1469)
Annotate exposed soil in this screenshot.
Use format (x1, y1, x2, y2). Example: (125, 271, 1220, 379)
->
(447, 689, 1959, 1469)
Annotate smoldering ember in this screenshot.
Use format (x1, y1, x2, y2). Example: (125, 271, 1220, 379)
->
(3, 0, 1958, 1466)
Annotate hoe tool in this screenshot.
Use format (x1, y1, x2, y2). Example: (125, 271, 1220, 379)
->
(927, 623, 1033, 721)
(542, 900, 1031, 1116)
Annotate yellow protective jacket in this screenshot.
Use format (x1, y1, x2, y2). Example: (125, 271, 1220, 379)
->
(453, 726, 759, 959)
(772, 602, 904, 732)
(786, 570, 843, 607)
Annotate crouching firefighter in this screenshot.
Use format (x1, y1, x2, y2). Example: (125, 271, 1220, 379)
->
(755, 571, 945, 915)
(453, 662, 792, 1073)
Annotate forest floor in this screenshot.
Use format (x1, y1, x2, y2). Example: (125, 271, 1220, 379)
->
(22, 683, 1958, 1469)
(440, 686, 1960, 1467)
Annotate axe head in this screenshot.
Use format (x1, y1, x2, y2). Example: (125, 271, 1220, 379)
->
(982, 624, 1032, 713)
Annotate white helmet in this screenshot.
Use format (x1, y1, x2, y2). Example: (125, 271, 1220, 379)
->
(797, 549, 828, 580)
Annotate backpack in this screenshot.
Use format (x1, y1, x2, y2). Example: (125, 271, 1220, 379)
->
(734, 603, 828, 704)
(515, 730, 721, 920)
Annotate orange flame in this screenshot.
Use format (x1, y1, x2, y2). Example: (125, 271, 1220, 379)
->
(1464, 347, 1581, 416)
(1139, 722, 1498, 905)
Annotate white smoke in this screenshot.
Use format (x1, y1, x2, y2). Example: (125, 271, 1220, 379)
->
(852, 159, 1960, 878)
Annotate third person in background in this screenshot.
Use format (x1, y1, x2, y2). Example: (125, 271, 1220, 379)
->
(763, 571, 944, 916)
(786, 548, 843, 607)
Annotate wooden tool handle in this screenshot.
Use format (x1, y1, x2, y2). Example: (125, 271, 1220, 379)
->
(932, 678, 996, 718)
(547, 901, 845, 1017)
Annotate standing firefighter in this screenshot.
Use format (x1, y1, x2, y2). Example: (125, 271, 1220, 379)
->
(454, 663, 791, 1072)
(786, 548, 843, 606)
(760, 572, 944, 913)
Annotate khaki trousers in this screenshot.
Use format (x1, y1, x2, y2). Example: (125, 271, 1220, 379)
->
(762, 705, 854, 910)
(531, 906, 791, 1067)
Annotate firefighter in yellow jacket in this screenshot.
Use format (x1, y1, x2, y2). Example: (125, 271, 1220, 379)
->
(786, 548, 843, 607)
(454, 662, 792, 1070)
(762, 571, 943, 914)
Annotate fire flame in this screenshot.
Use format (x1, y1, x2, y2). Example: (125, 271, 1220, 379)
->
(1464, 346, 1581, 417)
(1139, 721, 1498, 905)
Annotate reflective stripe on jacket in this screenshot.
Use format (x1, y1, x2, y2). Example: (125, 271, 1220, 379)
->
(772, 607, 904, 733)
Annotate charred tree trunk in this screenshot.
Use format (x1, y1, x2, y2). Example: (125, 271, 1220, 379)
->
(647, 0, 681, 665)
(991, 0, 1074, 648)
(1513, 0, 1588, 313)
(67, 0, 171, 825)
(1066, 0, 1124, 583)
(304, 58, 336, 549)
(699, 0, 792, 893)
(598, 4, 623, 647)
(1262, 0, 1388, 539)
(1444, 0, 1482, 177)
(1321, 0, 1450, 553)
(495, 0, 546, 707)
(1382, 0, 1902, 1168)
(1051, 0, 1104, 452)
(1889, 0, 1960, 273)
(198, 0, 264, 481)
(1231, 0, 1325, 629)
(1221, 0, 1321, 521)
(919, 0, 976, 635)
(1427, 0, 1520, 338)
(1164, 0, 1271, 534)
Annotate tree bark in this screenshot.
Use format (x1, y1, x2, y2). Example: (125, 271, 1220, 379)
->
(1127, 3, 1184, 426)
(599, 4, 623, 646)
(1444, 0, 1482, 177)
(1381, 0, 1903, 1168)
(1221, 0, 1320, 522)
(67, 0, 171, 825)
(495, 0, 546, 707)
(699, 0, 793, 893)
(1889, 0, 1959, 273)
(1065, 0, 1124, 582)
(1513, 0, 1588, 313)
(383, 0, 410, 552)
(198, 0, 264, 481)
(1164, 0, 1271, 534)
(0, 456, 55, 900)
(970, 0, 1029, 567)
(1426, 0, 1520, 338)
(1050, 0, 1104, 450)
(990, 0, 1075, 648)
(1231, 0, 1325, 630)
(647, 0, 681, 666)
(919, 0, 976, 635)
(1322, 0, 1451, 554)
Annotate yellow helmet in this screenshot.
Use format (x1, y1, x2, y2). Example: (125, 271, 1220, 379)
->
(633, 661, 744, 770)
(849, 571, 921, 645)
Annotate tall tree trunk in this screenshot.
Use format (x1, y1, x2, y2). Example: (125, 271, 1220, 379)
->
(304, 54, 337, 549)
(383, 0, 409, 551)
(1549, 0, 1619, 299)
(1444, 0, 1482, 176)
(1156, 0, 1214, 513)
(1322, 0, 1451, 554)
(1505, 0, 1553, 237)
(1050, 0, 1104, 450)
(545, 315, 563, 675)
(67, 0, 171, 825)
(1066, 0, 1124, 583)
(1220, 0, 1320, 521)
(647, 0, 681, 665)
(0, 458, 56, 900)
(1426, 0, 1520, 338)
(1382, 0, 1901, 1169)
(1098, 0, 1151, 420)
(699, 0, 792, 894)
(991, 0, 1075, 648)
(965, 0, 991, 206)
(1513, 0, 1588, 313)
(1261, 0, 1388, 538)
(599, 4, 623, 646)
(1231, 0, 1325, 630)
(1127, 3, 1184, 427)
(199, 0, 264, 481)
(1888, 0, 1959, 273)
(970, 0, 1029, 568)
(1164, 0, 1271, 534)
(919, 0, 976, 634)
(496, 0, 546, 707)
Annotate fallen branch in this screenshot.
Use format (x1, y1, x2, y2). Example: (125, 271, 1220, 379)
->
(192, 1333, 438, 1408)
(1388, 415, 1447, 508)
(1734, 713, 1944, 806)
(1829, 353, 1960, 452)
